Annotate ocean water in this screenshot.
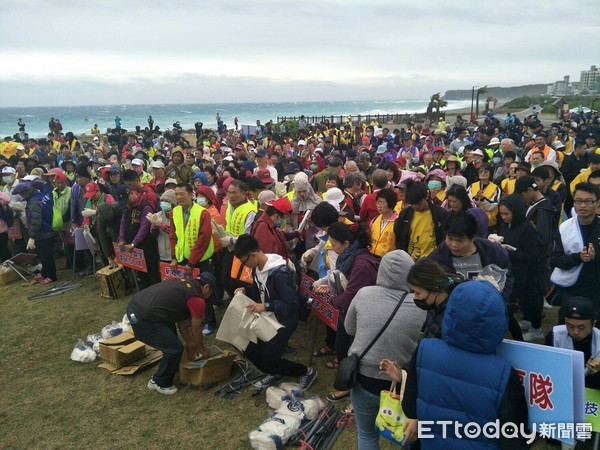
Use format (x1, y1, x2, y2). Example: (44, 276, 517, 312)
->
(0, 99, 472, 138)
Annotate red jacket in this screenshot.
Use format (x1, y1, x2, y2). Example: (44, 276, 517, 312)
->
(359, 190, 381, 223)
(251, 213, 289, 260)
(302, 154, 325, 173)
(140, 186, 159, 211)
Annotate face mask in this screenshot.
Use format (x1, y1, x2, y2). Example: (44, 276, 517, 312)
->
(492, 157, 502, 164)
(310, 163, 317, 171)
(428, 181, 442, 191)
(414, 297, 437, 311)
(196, 196, 207, 206)
(366, 132, 373, 137)
(160, 201, 172, 212)
(2, 176, 13, 184)
(275, 218, 285, 228)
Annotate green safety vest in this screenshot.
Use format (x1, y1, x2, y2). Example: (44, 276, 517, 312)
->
(225, 201, 257, 236)
(172, 203, 214, 263)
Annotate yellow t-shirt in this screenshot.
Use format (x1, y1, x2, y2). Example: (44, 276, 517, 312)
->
(408, 209, 436, 261)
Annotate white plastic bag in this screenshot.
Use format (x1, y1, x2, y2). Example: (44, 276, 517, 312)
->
(249, 411, 302, 450)
(299, 396, 326, 420)
(70, 339, 97, 363)
(475, 264, 508, 291)
(101, 321, 123, 339)
(265, 386, 291, 409)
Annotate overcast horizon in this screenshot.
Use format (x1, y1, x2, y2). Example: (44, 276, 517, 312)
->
(0, 0, 598, 108)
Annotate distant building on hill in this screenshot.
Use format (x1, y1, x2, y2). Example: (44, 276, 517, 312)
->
(546, 75, 572, 96)
(580, 65, 600, 90)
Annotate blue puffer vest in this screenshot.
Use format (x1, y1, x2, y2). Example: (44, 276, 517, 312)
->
(416, 281, 512, 450)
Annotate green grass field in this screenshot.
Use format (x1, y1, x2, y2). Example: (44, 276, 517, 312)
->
(0, 262, 583, 449)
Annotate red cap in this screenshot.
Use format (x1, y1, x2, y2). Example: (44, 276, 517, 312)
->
(54, 172, 67, 182)
(83, 182, 100, 198)
(395, 156, 407, 168)
(266, 198, 293, 216)
(256, 168, 275, 184)
(433, 146, 444, 152)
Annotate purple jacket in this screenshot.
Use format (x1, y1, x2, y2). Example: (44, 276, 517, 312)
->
(332, 251, 380, 318)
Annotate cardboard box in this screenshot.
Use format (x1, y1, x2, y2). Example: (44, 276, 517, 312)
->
(98, 347, 162, 375)
(179, 347, 237, 386)
(0, 266, 20, 286)
(99, 332, 147, 369)
(96, 265, 126, 299)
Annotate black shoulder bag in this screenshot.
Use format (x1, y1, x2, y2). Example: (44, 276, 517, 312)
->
(334, 292, 408, 391)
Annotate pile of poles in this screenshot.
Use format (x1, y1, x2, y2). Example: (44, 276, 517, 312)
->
(287, 405, 351, 449)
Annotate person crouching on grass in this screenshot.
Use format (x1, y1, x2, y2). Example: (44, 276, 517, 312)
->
(233, 234, 318, 391)
(126, 272, 217, 395)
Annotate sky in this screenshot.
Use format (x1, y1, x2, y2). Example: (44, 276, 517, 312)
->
(0, 0, 598, 107)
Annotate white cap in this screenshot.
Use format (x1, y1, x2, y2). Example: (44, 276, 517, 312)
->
(298, 140, 306, 146)
(1, 166, 16, 175)
(93, 136, 99, 141)
(165, 178, 177, 185)
(471, 149, 485, 157)
(150, 161, 165, 169)
(23, 174, 39, 181)
(202, 156, 215, 164)
(16, 145, 25, 151)
(131, 158, 144, 166)
(223, 155, 234, 162)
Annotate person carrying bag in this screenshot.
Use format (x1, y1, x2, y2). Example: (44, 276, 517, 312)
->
(334, 292, 408, 391)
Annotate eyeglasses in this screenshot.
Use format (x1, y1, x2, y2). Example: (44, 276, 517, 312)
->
(241, 253, 252, 266)
(573, 198, 597, 205)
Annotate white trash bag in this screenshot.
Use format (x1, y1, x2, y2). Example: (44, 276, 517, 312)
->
(70, 339, 97, 363)
(249, 410, 303, 450)
(101, 321, 123, 339)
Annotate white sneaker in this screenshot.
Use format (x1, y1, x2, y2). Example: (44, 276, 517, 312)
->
(518, 320, 531, 331)
(523, 328, 544, 342)
(543, 299, 553, 310)
(147, 379, 178, 395)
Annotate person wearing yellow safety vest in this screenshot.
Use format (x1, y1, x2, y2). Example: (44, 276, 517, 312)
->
(50, 171, 73, 268)
(169, 183, 214, 274)
(370, 188, 398, 257)
(169, 183, 216, 336)
(570, 154, 600, 195)
(468, 163, 501, 231)
(219, 180, 257, 297)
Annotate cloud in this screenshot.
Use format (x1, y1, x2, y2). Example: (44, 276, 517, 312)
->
(0, 0, 598, 106)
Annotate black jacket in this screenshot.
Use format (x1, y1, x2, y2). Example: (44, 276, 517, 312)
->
(561, 153, 588, 186)
(526, 197, 557, 257)
(393, 203, 449, 252)
(428, 237, 514, 303)
(248, 263, 300, 330)
(551, 216, 600, 303)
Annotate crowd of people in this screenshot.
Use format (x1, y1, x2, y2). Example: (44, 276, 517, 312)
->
(1, 108, 600, 448)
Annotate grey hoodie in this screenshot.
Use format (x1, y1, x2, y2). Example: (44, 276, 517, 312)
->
(345, 250, 426, 380)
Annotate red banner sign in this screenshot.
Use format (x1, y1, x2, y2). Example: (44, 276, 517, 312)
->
(8, 221, 22, 240)
(300, 273, 339, 331)
(159, 262, 200, 281)
(112, 243, 147, 273)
